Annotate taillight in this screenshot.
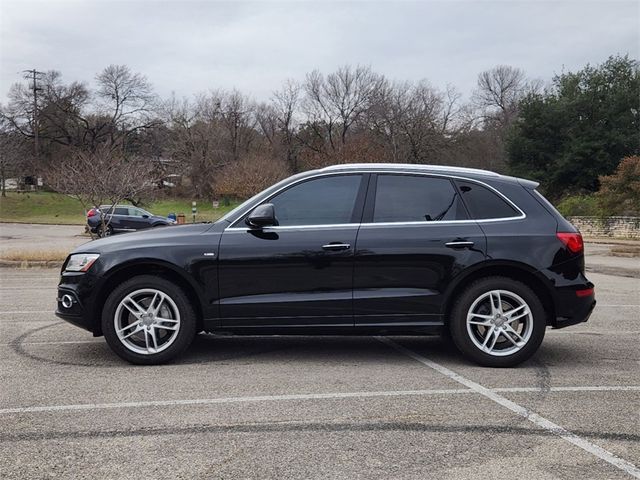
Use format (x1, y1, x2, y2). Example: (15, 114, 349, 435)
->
(557, 232, 584, 254)
(87, 209, 97, 218)
(576, 287, 594, 298)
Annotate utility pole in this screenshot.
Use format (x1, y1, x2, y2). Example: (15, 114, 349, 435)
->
(22, 69, 44, 168)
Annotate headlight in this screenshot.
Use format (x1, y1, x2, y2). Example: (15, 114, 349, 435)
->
(65, 253, 100, 272)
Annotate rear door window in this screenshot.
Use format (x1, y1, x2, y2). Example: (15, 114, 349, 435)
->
(372, 175, 467, 223)
(454, 180, 519, 219)
(114, 207, 129, 215)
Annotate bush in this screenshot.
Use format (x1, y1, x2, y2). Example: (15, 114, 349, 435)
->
(214, 153, 290, 199)
(556, 194, 602, 217)
(596, 156, 640, 216)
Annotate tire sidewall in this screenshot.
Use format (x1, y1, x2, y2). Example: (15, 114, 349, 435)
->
(449, 277, 546, 367)
(98, 224, 112, 237)
(102, 275, 196, 365)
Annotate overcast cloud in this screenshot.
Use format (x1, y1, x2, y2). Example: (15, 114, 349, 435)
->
(1, 0, 638, 102)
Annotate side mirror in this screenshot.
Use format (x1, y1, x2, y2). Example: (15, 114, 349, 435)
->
(246, 203, 277, 228)
(142, 214, 149, 219)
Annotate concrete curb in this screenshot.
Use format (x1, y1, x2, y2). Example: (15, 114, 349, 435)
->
(583, 237, 640, 246)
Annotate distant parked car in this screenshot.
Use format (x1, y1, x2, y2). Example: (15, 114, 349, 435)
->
(87, 205, 175, 237)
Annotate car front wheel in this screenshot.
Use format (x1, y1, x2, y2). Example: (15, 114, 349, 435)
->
(102, 275, 196, 364)
(449, 277, 546, 367)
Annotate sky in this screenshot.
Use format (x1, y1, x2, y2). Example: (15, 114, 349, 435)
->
(1, 0, 638, 103)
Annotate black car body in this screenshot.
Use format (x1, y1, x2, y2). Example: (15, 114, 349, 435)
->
(87, 205, 174, 236)
(57, 164, 595, 366)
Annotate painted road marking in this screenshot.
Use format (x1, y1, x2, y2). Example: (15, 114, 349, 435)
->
(377, 337, 640, 479)
(0, 385, 638, 415)
(0, 311, 53, 314)
(0, 340, 102, 346)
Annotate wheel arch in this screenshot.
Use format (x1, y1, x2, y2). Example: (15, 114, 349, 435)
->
(442, 261, 556, 326)
(91, 259, 204, 336)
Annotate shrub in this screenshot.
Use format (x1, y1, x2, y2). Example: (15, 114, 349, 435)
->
(556, 194, 602, 217)
(214, 153, 290, 199)
(597, 156, 640, 216)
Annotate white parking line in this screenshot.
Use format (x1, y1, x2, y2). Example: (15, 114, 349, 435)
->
(597, 305, 640, 307)
(377, 337, 640, 479)
(0, 311, 52, 314)
(0, 287, 57, 290)
(0, 385, 638, 415)
(546, 330, 640, 335)
(0, 340, 101, 346)
(0, 389, 472, 414)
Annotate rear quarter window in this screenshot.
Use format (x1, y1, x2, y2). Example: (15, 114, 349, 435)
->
(454, 180, 520, 220)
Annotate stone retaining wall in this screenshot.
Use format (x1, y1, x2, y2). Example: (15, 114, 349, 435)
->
(567, 216, 640, 239)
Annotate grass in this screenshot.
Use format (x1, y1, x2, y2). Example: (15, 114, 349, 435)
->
(0, 249, 69, 262)
(0, 191, 240, 225)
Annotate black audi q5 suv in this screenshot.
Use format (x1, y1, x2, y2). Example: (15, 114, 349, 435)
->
(56, 163, 595, 367)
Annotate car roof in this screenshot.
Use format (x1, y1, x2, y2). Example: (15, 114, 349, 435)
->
(319, 163, 500, 177)
(316, 163, 538, 188)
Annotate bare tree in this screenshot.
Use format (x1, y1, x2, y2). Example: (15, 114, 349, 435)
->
(472, 65, 540, 129)
(366, 80, 465, 164)
(95, 64, 160, 150)
(256, 80, 301, 172)
(46, 143, 156, 237)
(0, 121, 30, 196)
(301, 65, 382, 156)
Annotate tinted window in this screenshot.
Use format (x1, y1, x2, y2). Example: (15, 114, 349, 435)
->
(454, 180, 519, 219)
(129, 208, 146, 217)
(114, 207, 129, 215)
(268, 175, 362, 226)
(373, 175, 467, 223)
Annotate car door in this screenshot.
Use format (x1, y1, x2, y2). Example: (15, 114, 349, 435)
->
(218, 173, 368, 328)
(110, 206, 130, 231)
(127, 207, 152, 230)
(353, 173, 487, 327)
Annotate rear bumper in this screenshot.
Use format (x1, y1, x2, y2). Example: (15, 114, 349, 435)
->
(553, 296, 596, 329)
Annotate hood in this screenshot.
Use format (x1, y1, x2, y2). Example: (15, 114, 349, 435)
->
(72, 223, 215, 254)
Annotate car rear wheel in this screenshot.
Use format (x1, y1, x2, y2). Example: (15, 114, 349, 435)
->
(449, 277, 546, 367)
(102, 275, 196, 365)
(97, 224, 113, 237)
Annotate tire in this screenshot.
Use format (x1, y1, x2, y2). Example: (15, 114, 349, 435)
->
(97, 224, 113, 238)
(102, 275, 196, 365)
(449, 276, 546, 367)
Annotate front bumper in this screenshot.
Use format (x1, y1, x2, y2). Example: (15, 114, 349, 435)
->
(56, 271, 99, 334)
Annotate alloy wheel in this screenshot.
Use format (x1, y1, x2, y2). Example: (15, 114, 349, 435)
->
(466, 289, 534, 357)
(114, 288, 181, 355)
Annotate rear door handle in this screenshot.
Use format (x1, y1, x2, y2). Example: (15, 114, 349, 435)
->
(445, 241, 474, 249)
(322, 243, 351, 251)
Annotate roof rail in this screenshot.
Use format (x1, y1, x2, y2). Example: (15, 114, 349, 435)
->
(319, 163, 501, 177)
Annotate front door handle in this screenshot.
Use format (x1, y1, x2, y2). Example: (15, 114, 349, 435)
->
(322, 243, 351, 251)
(445, 240, 475, 249)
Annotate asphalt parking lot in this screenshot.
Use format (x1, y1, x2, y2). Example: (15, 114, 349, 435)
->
(0, 267, 638, 479)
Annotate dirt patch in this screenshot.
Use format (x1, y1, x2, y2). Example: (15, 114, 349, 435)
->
(610, 245, 640, 257)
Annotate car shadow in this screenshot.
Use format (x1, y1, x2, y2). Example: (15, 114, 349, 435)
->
(177, 334, 466, 367)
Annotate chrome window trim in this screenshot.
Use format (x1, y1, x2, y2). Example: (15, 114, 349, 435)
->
(226, 223, 359, 232)
(225, 170, 526, 231)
